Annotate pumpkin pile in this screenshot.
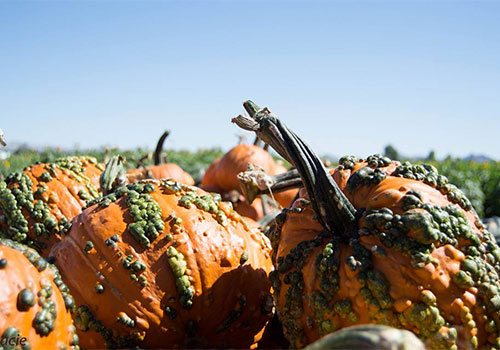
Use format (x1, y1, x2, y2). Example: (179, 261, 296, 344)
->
(233, 101, 500, 350)
(1, 100, 500, 350)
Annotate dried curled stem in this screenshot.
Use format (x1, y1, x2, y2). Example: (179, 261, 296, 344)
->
(0, 128, 6, 147)
(100, 155, 128, 195)
(154, 130, 171, 165)
(232, 100, 357, 234)
(238, 167, 301, 204)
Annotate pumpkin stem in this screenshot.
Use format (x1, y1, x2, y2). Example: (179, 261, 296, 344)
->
(100, 155, 127, 195)
(136, 153, 151, 169)
(238, 168, 301, 204)
(253, 136, 261, 147)
(154, 130, 170, 165)
(233, 100, 357, 234)
(0, 128, 6, 147)
(244, 100, 261, 117)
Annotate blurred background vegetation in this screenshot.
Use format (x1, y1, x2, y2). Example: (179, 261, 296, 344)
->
(1, 144, 499, 219)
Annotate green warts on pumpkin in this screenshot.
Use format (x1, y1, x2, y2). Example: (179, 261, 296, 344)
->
(86, 181, 164, 248)
(17, 288, 36, 311)
(1, 327, 26, 350)
(126, 185, 164, 249)
(0, 156, 101, 250)
(0, 174, 34, 244)
(87, 179, 231, 250)
(74, 305, 144, 349)
(167, 246, 194, 309)
(178, 190, 229, 226)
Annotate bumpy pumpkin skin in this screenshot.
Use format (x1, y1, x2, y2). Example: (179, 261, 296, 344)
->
(269, 155, 500, 349)
(0, 157, 103, 255)
(126, 164, 195, 186)
(0, 238, 79, 349)
(202, 144, 297, 212)
(50, 180, 274, 349)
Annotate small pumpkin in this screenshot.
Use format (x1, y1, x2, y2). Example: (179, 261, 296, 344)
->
(233, 101, 500, 350)
(0, 156, 103, 255)
(202, 104, 297, 220)
(202, 143, 278, 193)
(202, 147, 296, 210)
(0, 238, 79, 349)
(304, 324, 425, 350)
(126, 131, 195, 185)
(49, 179, 274, 349)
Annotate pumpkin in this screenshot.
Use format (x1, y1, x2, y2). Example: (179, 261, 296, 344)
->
(49, 179, 274, 349)
(304, 324, 425, 350)
(202, 143, 278, 193)
(0, 156, 103, 255)
(126, 130, 195, 186)
(233, 101, 500, 350)
(0, 238, 79, 349)
(202, 144, 296, 210)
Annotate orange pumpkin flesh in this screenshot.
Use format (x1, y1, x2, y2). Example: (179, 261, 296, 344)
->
(233, 101, 500, 350)
(0, 238, 79, 349)
(0, 157, 103, 255)
(50, 179, 273, 349)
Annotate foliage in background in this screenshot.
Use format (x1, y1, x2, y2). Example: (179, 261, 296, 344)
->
(433, 158, 500, 218)
(0, 147, 223, 184)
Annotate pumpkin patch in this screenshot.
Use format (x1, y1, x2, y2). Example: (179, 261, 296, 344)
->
(0, 99, 499, 350)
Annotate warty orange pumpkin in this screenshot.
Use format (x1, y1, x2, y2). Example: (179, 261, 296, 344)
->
(0, 156, 103, 255)
(233, 100, 500, 350)
(49, 179, 274, 349)
(0, 238, 79, 350)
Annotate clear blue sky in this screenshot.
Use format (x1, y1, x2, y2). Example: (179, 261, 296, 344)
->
(1, 1, 499, 159)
